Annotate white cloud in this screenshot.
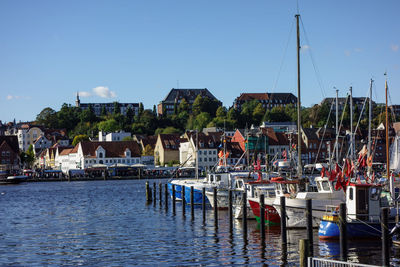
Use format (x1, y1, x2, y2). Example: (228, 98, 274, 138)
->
(354, 48, 363, 53)
(77, 86, 117, 99)
(93, 86, 116, 98)
(391, 44, 399, 52)
(344, 50, 351, 57)
(6, 95, 30, 100)
(302, 45, 310, 51)
(79, 91, 92, 97)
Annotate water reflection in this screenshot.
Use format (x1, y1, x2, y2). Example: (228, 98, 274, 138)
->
(0, 180, 388, 266)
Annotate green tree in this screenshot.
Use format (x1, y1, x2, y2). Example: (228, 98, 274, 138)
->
(193, 112, 211, 131)
(57, 103, 80, 133)
(101, 105, 107, 117)
(142, 144, 154, 156)
(113, 102, 121, 115)
(126, 107, 135, 125)
(23, 145, 35, 168)
(72, 134, 89, 147)
(122, 136, 133, 141)
(98, 119, 121, 132)
(80, 106, 97, 123)
(252, 103, 266, 125)
(36, 107, 58, 128)
(216, 106, 227, 118)
(178, 98, 189, 113)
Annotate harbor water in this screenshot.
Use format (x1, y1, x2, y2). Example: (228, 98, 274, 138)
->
(0, 179, 399, 266)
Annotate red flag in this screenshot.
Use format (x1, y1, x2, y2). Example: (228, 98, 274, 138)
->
(320, 166, 326, 178)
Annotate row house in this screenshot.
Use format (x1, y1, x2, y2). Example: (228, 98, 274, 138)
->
(154, 134, 183, 166)
(157, 88, 220, 116)
(0, 136, 20, 174)
(179, 132, 222, 170)
(16, 125, 44, 152)
(139, 135, 157, 165)
(261, 128, 290, 161)
(56, 141, 142, 173)
(233, 92, 297, 112)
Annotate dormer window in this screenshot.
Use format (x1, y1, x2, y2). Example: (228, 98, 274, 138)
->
(99, 152, 103, 158)
(125, 149, 131, 158)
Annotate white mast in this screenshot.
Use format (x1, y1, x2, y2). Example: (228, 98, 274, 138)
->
(367, 79, 373, 176)
(296, 14, 302, 177)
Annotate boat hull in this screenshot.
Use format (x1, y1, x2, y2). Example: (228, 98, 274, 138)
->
(318, 216, 393, 239)
(248, 199, 280, 226)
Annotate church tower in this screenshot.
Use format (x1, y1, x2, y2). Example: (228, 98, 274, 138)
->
(75, 92, 81, 107)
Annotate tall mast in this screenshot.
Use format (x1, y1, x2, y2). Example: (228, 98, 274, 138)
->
(196, 130, 199, 180)
(385, 78, 390, 181)
(349, 87, 354, 160)
(335, 88, 339, 163)
(296, 14, 302, 177)
(367, 79, 373, 175)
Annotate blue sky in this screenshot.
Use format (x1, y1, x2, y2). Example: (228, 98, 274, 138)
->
(1, 0, 399, 123)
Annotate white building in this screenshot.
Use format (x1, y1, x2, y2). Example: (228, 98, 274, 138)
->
(98, 131, 131, 142)
(17, 126, 44, 152)
(56, 140, 141, 174)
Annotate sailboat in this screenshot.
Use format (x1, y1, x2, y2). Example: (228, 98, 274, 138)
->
(319, 77, 400, 239)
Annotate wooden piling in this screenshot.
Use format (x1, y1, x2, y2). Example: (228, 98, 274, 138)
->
(242, 191, 247, 238)
(280, 196, 287, 246)
(228, 189, 233, 232)
(164, 183, 168, 211)
(299, 239, 309, 267)
(153, 182, 156, 207)
(190, 186, 194, 220)
(202, 187, 206, 223)
(213, 187, 218, 228)
(382, 207, 390, 267)
(260, 194, 265, 242)
(339, 202, 347, 262)
(159, 183, 162, 206)
(145, 182, 151, 202)
(182, 186, 186, 216)
(172, 184, 176, 214)
(306, 199, 313, 256)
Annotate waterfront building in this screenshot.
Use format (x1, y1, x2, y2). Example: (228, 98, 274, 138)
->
(0, 136, 20, 174)
(154, 134, 182, 166)
(56, 140, 141, 173)
(179, 131, 222, 170)
(157, 88, 220, 116)
(75, 93, 139, 117)
(98, 130, 131, 141)
(233, 92, 297, 112)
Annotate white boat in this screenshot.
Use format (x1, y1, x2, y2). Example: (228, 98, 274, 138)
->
(272, 175, 345, 228)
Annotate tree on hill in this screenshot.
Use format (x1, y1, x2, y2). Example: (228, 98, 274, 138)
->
(36, 107, 58, 128)
(72, 134, 89, 147)
(98, 119, 121, 133)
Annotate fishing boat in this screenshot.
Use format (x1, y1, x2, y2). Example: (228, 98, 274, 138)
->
(247, 181, 280, 225)
(318, 182, 395, 239)
(0, 175, 28, 185)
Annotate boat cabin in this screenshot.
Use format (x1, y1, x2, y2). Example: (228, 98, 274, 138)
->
(346, 183, 381, 222)
(315, 176, 335, 193)
(271, 177, 299, 197)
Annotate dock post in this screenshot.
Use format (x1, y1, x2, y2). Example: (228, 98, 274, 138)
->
(164, 183, 168, 211)
(153, 182, 156, 207)
(182, 186, 186, 217)
(190, 186, 194, 220)
(228, 189, 233, 232)
(299, 239, 309, 267)
(172, 184, 176, 215)
(202, 187, 206, 223)
(213, 187, 218, 228)
(382, 207, 390, 267)
(138, 168, 141, 179)
(306, 199, 313, 256)
(339, 202, 347, 262)
(260, 194, 265, 242)
(242, 191, 247, 238)
(280, 196, 287, 246)
(159, 183, 162, 207)
(145, 182, 151, 202)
